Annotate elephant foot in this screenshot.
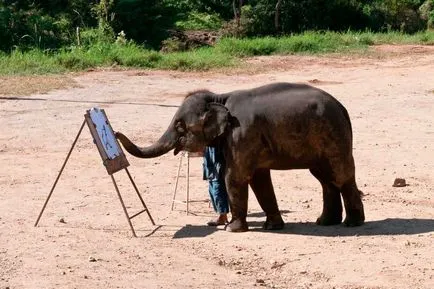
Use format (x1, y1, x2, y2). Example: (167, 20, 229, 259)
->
(343, 209, 365, 227)
(316, 213, 342, 226)
(263, 214, 285, 230)
(225, 218, 248, 232)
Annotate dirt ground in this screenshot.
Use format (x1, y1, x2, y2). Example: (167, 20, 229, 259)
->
(1, 45, 433, 289)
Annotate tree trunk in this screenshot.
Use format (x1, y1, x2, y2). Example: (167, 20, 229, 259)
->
(233, 0, 244, 28)
(275, 0, 283, 32)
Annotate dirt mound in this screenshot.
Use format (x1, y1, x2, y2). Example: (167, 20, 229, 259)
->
(161, 30, 219, 52)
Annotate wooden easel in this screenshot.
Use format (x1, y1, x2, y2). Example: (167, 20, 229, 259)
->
(170, 152, 191, 214)
(170, 152, 210, 215)
(34, 108, 155, 237)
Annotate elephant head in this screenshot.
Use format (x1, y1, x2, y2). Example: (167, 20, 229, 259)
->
(116, 90, 231, 158)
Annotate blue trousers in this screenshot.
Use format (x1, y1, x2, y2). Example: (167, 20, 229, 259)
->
(208, 179, 229, 214)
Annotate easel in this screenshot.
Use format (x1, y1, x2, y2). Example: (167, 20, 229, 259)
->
(34, 108, 155, 237)
(170, 152, 209, 215)
(170, 152, 191, 214)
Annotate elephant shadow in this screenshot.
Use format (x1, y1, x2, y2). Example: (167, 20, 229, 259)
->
(247, 210, 292, 218)
(249, 218, 434, 236)
(172, 218, 434, 238)
(172, 224, 219, 239)
(172, 210, 293, 239)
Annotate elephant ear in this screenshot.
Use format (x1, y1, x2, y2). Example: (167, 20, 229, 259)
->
(202, 103, 230, 142)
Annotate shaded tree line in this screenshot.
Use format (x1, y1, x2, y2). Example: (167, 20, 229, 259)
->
(0, 0, 433, 52)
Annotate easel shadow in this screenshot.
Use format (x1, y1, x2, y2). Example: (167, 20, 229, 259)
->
(36, 223, 165, 238)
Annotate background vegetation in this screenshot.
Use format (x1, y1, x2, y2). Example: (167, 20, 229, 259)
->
(0, 0, 433, 74)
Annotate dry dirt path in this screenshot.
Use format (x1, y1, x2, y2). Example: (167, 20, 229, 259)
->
(1, 46, 433, 289)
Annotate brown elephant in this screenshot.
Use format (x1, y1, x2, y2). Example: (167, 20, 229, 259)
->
(116, 82, 365, 232)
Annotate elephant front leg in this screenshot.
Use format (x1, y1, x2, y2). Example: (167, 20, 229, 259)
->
(225, 174, 249, 232)
(250, 169, 284, 230)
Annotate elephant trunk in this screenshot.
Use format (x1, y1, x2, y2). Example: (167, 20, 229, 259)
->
(115, 128, 178, 158)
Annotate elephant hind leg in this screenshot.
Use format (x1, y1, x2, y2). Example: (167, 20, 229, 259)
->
(249, 169, 284, 230)
(310, 168, 343, 226)
(327, 155, 365, 227)
(340, 177, 365, 227)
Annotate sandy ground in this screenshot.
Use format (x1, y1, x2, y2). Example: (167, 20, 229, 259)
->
(0, 45, 433, 289)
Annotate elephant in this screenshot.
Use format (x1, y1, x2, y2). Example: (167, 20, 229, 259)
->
(115, 82, 365, 232)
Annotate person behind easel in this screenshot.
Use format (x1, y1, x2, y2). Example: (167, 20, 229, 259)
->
(202, 140, 229, 226)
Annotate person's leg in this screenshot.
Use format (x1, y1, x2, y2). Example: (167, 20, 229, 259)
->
(207, 179, 229, 226)
(208, 181, 218, 212)
(211, 179, 229, 214)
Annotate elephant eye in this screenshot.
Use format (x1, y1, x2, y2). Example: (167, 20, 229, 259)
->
(187, 121, 203, 134)
(175, 120, 186, 134)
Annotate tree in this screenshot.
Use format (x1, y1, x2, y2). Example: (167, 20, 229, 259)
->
(112, 0, 178, 48)
(275, 0, 282, 32)
(233, 0, 243, 27)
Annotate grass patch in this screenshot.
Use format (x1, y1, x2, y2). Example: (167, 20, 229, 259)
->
(0, 30, 433, 75)
(355, 30, 434, 45)
(215, 31, 370, 57)
(0, 50, 66, 75)
(55, 43, 163, 70)
(216, 30, 434, 57)
(159, 48, 234, 70)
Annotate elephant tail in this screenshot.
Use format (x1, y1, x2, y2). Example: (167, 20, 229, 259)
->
(337, 100, 353, 139)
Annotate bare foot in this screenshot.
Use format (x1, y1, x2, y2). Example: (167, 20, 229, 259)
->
(206, 214, 228, 226)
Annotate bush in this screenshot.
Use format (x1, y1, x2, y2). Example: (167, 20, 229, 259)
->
(112, 0, 178, 49)
(175, 11, 223, 30)
(368, 0, 426, 33)
(79, 28, 115, 46)
(419, 0, 434, 29)
(216, 37, 278, 56)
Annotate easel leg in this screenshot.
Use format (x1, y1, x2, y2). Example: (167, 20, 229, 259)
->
(111, 174, 137, 237)
(125, 168, 155, 225)
(34, 120, 86, 227)
(170, 154, 183, 211)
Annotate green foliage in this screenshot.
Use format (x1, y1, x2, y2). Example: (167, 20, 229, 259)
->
(216, 30, 434, 57)
(1, 28, 434, 75)
(216, 32, 368, 57)
(236, 0, 371, 36)
(160, 38, 186, 53)
(220, 0, 431, 36)
(159, 48, 234, 70)
(355, 30, 434, 44)
(163, 0, 234, 20)
(369, 0, 426, 32)
(419, 0, 434, 29)
(1, 0, 434, 53)
(0, 5, 63, 51)
(79, 28, 115, 46)
(112, 0, 179, 49)
(216, 37, 279, 56)
(0, 1, 100, 51)
(0, 41, 234, 74)
(175, 11, 223, 30)
(0, 49, 66, 75)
